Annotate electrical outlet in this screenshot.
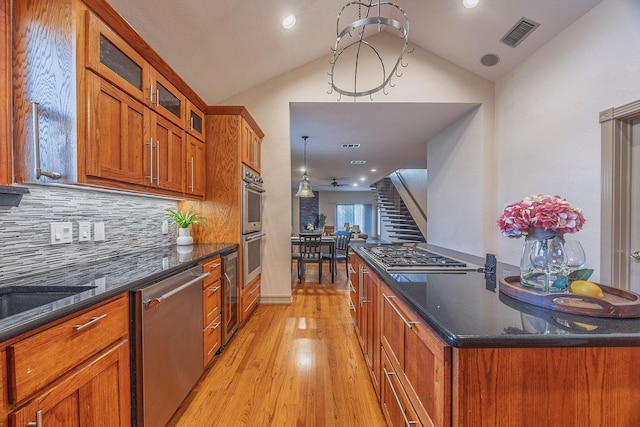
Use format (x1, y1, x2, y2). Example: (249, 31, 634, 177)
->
(94, 222, 105, 241)
(50, 222, 73, 245)
(78, 221, 91, 242)
(162, 220, 168, 235)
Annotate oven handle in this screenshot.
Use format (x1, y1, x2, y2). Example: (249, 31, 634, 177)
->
(144, 272, 210, 310)
(244, 232, 266, 242)
(243, 181, 265, 193)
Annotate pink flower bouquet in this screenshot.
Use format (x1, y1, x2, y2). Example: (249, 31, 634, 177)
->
(497, 194, 586, 238)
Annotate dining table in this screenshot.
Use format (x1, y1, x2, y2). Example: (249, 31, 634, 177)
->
(291, 234, 336, 282)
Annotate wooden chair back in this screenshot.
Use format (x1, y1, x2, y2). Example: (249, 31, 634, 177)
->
(301, 234, 322, 258)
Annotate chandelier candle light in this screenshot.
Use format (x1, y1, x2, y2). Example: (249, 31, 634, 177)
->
(497, 194, 587, 293)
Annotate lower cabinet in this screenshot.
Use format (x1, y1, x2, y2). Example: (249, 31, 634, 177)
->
(201, 256, 222, 366)
(381, 282, 451, 427)
(9, 341, 130, 427)
(240, 275, 261, 323)
(2, 295, 131, 426)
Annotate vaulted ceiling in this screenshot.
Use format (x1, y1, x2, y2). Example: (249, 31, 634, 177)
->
(108, 0, 601, 190)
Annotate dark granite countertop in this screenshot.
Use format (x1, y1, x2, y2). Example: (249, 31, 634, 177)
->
(0, 243, 237, 342)
(352, 245, 640, 348)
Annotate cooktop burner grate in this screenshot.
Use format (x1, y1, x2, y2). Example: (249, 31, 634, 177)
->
(361, 246, 478, 272)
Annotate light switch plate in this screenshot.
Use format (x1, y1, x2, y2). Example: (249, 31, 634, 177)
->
(94, 222, 105, 241)
(50, 222, 73, 245)
(78, 221, 91, 242)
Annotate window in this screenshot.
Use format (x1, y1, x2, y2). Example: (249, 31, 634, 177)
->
(336, 204, 372, 234)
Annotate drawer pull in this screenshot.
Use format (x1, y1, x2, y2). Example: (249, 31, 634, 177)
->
(383, 294, 418, 329)
(73, 313, 107, 332)
(384, 368, 420, 426)
(209, 286, 221, 293)
(27, 410, 43, 427)
(210, 262, 221, 269)
(249, 284, 260, 295)
(210, 322, 221, 330)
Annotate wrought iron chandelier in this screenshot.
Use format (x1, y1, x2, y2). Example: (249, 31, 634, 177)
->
(328, 0, 410, 100)
(295, 136, 315, 198)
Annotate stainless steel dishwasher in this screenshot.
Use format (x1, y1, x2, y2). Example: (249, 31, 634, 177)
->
(132, 265, 209, 427)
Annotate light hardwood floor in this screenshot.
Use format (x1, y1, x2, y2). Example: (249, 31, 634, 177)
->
(168, 263, 387, 427)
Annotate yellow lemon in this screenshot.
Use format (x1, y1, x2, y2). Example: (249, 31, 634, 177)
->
(569, 280, 604, 298)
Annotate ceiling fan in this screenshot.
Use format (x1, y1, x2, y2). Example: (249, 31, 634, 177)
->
(329, 178, 347, 187)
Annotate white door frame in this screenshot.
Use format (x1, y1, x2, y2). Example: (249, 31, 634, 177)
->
(599, 99, 640, 289)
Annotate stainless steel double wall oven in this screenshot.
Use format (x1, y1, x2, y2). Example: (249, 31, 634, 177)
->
(242, 166, 265, 287)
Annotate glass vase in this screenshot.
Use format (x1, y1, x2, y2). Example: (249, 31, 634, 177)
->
(520, 228, 567, 293)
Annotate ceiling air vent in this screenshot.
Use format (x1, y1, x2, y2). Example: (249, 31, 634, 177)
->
(500, 18, 539, 48)
(341, 143, 361, 148)
(350, 160, 367, 165)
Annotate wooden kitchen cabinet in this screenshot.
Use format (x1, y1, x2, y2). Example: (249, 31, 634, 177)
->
(185, 135, 206, 197)
(13, 0, 203, 199)
(85, 73, 185, 195)
(241, 118, 262, 173)
(2, 294, 131, 426)
(187, 106, 264, 323)
(381, 282, 451, 427)
(241, 276, 261, 323)
(361, 263, 381, 399)
(347, 254, 359, 329)
(201, 256, 222, 366)
(86, 11, 185, 128)
(186, 100, 206, 141)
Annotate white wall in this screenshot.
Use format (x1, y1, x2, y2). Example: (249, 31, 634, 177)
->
(318, 190, 377, 236)
(495, 0, 640, 280)
(222, 32, 495, 302)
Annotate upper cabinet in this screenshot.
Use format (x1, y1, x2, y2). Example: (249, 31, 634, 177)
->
(12, 0, 204, 199)
(86, 13, 185, 128)
(241, 118, 262, 173)
(186, 101, 206, 141)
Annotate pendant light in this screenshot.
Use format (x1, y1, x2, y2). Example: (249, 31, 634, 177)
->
(295, 136, 315, 198)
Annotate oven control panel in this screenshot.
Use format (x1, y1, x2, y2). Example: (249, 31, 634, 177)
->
(242, 166, 263, 187)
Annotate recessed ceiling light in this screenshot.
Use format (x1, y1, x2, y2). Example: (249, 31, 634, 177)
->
(370, 168, 377, 172)
(360, 177, 366, 181)
(462, 0, 479, 8)
(352, 183, 359, 187)
(282, 15, 296, 29)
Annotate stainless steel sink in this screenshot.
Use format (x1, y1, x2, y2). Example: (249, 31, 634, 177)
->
(0, 285, 97, 319)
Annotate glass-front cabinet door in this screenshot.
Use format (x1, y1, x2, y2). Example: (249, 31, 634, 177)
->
(85, 12, 150, 103)
(186, 100, 206, 141)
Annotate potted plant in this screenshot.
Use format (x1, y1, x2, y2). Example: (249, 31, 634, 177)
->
(165, 208, 207, 245)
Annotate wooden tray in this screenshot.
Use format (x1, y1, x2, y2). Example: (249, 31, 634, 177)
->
(499, 276, 640, 318)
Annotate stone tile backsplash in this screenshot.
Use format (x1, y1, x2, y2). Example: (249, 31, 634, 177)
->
(0, 184, 178, 281)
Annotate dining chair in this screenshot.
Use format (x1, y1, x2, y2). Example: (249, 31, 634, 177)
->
(323, 225, 335, 236)
(323, 231, 350, 278)
(297, 233, 323, 282)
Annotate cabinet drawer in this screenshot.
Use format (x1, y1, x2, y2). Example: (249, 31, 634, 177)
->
(7, 296, 129, 403)
(201, 256, 222, 285)
(203, 315, 221, 366)
(242, 279, 261, 320)
(382, 348, 423, 427)
(203, 281, 221, 326)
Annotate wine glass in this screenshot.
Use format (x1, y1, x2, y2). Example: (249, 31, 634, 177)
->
(563, 240, 586, 273)
(529, 237, 567, 292)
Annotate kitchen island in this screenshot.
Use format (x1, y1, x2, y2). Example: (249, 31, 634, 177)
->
(350, 245, 640, 426)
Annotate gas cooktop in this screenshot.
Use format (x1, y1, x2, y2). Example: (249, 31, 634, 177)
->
(360, 245, 480, 273)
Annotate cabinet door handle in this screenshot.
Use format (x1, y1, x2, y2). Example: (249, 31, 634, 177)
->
(26, 410, 43, 427)
(191, 156, 195, 191)
(383, 294, 418, 329)
(155, 89, 160, 107)
(187, 157, 194, 191)
(253, 140, 258, 168)
(31, 102, 61, 180)
(383, 368, 420, 426)
(74, 313, 107, 332)
(146, 84, 154, 104)
(190, 116, 194, 131)
(146, 138, 154, 183)
(155, 141, 160, 184)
